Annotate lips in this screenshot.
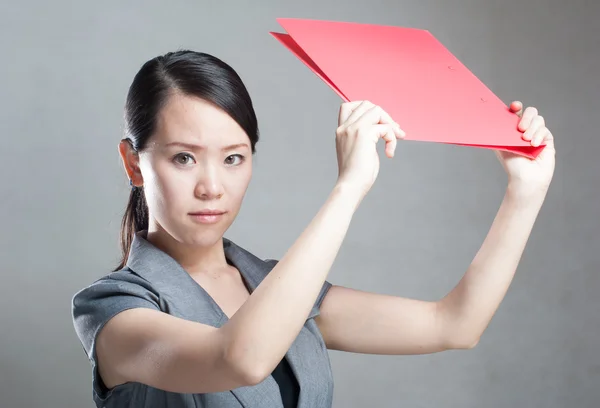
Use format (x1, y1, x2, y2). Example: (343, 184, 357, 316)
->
(189, 210, 226, 216)
(189, 209, 227, 225)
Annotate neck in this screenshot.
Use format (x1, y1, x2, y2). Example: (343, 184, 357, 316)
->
(145, 226, 229, 275)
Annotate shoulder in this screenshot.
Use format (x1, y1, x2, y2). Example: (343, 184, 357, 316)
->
(71, 269, 161, 359)
(264, 258, 279, 267)
(72, 269, 160, 311)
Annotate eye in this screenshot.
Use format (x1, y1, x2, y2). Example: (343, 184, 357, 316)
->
(224, 154, 245, 166)
(173, 153, 196, 166)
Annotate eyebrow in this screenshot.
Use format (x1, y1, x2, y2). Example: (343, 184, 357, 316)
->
(164, 142, 250, 151)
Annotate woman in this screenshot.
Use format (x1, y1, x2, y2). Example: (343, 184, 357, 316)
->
(72, 50, 556, 408)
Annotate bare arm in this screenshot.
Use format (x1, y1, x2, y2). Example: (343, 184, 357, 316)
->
(436, 183, 548, 347)
(315, 183, 548, 355)
(222, 101, 404, 379)
(97, 183, 361, 393)
(97, 101, 406, 393)
(97, 308, 237, 393)
(220, 183, 361, 379)
(314, 101, 556, 355)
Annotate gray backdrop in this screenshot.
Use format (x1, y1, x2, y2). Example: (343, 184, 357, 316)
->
(1, 0, 598, 407)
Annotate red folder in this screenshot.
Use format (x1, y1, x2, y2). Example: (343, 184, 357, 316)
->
(270, 18, 545, 158)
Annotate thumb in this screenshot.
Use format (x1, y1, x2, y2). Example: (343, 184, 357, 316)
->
(509, 100, 523, 117)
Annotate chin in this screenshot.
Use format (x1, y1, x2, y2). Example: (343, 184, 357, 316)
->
(180, 220, 233, 248)
(152, 214, 234, 249)
(186, 232, 224, 248)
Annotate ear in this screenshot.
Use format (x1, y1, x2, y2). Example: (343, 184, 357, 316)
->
(118, 139, 143, 187)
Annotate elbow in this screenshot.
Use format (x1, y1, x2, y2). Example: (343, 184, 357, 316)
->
(440, 325, 481, 350)
(234, 361, 272, 387)
(242, 368, 270, 387)
(236, 361, 270, 387)
(222, 338, 271, 387)
(463, 337, 480, 349)
(448, 336, 480, 350)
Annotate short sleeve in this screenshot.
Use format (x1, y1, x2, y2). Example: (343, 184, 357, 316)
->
(71, 272, 161, 396)
(309, 280, 333, 319)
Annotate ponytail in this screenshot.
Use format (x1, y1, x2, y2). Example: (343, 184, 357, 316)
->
(114, 186, 149, 271)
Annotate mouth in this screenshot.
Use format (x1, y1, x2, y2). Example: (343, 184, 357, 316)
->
(189, 210, 227, 216)
(188, 210, 228, 224)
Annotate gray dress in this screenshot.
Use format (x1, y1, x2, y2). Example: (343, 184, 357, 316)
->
(71, 231, 334, 408)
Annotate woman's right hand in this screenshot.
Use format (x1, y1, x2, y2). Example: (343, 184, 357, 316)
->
(334, 101, 405, 201)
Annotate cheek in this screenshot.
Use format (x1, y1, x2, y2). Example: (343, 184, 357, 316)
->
(142, 160, 190, 215)
(228, 166, 252, 202)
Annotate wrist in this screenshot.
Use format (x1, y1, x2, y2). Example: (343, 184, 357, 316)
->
(331, 181, 364, 211)
(505, 180, 549, 204)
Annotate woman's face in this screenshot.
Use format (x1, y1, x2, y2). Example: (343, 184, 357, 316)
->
(131, 93, 253, 248)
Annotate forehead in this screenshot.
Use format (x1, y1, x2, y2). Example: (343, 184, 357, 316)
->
(152, 92, 248, 146)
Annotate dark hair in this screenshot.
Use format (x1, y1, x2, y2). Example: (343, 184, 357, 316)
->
(114, 50, 260, 271)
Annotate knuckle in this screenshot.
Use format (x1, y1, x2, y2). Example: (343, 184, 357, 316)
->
(356, 125, 371, 138)
(376, 105, 390, 119)
(370, 106, 382, 119)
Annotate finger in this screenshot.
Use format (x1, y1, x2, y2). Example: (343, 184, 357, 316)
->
(522, 115, 545, 141)
(338, 101, 364, 125)
(344, 101, 375, 126)
(509, 101, 523, 117)
(354, 105, 405, 139)
(396, 126, 407, 140)
(543, 130, 555, 150)
(370, 124, 398, 158)
(518, 107, 539, 132)
(531, 127, 552, 147)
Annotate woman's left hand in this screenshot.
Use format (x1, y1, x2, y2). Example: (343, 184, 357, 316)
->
(495, 101, 556, 194)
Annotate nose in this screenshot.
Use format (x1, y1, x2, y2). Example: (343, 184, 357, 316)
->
(194, 163, 225, 200)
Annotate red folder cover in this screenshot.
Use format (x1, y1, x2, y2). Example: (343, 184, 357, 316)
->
(270, 18, 545, 158)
